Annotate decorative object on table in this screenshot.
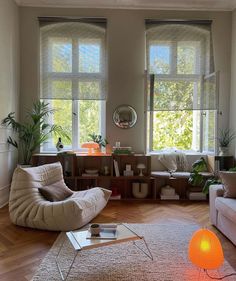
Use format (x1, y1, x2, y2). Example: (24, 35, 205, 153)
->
(56, 137, 64, 151)
(132, 183, 148, 199)
(88, 133, 107, 152)
(160, 185, 180, 200)
(113, 160, 120, 177)
(113, 146, 132, 155)
(126, 164, 131, 171)
(1, 100, 70, 165)
(161, 185, 175, 196)
(113, 104, 138, 129)
(137, 163, 145, 176)
(124, 170, 134, 176)
(103, 165, 110, 175)
(105, 143, 112, 154)
(82, 169, 99, 177)
(81, 141, 99, 155)
(123, 164, 134, 176)
(188, 228, 224, 270)
(89, 224, 101, 237)
(218, 128, 236, 156)
(115, 141, 120, 148)
(87, 224, 118, 240)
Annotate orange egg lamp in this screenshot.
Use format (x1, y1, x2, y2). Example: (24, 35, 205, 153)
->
(188, 229, 224, 270)
(81, 142, 99, 155)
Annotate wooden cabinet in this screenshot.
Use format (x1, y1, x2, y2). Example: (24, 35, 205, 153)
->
(207, 155, 235, 173)
(32, 153, 155, 201)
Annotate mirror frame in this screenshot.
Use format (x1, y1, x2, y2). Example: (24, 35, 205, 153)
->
(113, 105, 138, 129)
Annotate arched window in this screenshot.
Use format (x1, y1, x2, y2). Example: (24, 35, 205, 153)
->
(40, 19, 107, 151)
(146, 20, 217, 153)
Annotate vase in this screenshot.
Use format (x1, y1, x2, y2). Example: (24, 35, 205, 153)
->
(132, 183, 148, 199)
(56, 137, 64, 151)
(219, 146, 229, 156)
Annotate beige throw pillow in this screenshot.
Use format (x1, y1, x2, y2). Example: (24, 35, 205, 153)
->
(39, 180, 73, 202)
(219, 171, 236, 198)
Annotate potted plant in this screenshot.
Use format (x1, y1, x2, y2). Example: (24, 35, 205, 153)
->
(88, 133, 108, 152)
(1, 101, 70, 165)
(188, 157, 208, 187)
(218, 129, 236, 156)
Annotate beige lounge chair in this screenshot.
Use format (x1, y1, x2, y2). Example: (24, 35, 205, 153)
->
(9, 162, 111, 231)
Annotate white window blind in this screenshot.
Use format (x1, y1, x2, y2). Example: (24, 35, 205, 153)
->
(146, 21, 217, 111)
(40, 19, 107, 100)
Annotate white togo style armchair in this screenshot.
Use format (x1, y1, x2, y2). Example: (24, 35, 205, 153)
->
(9, 162, 111, 231)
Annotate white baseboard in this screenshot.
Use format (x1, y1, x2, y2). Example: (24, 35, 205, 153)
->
(0, 185, 10, 208)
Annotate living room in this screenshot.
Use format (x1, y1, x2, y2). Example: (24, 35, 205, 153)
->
(1, 0, 236, 280)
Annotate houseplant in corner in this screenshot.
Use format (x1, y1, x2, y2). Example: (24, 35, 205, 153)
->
(218, 128, 236, 156)
(1, 100, 70, 165)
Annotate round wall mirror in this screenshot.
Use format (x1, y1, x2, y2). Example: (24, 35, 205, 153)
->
(113, 105, 137, 129)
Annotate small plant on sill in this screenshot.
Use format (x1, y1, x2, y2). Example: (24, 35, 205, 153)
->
(88, 133, 108, 148)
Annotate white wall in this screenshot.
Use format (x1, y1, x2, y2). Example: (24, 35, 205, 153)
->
(0, 0, 19, 207)
(19, 8, 232, 153)
(230, 9, 236, 156)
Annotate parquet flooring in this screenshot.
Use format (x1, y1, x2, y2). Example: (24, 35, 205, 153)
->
(0, 201, 236, 281)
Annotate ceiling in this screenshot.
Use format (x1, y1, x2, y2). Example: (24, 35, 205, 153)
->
(14, 0, 236, 11)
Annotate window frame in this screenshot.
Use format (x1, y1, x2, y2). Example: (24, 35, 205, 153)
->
(40, 23, 107, 152)
(146, 34, 217, 153)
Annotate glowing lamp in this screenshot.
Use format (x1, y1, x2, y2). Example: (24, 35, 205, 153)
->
(81, 142, 99, 155)
(188, 229, 224, 270)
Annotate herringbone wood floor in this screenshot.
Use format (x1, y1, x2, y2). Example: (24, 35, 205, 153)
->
(0, 201, 236, 281)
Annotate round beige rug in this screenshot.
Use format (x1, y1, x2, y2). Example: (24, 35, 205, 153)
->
(32, 223, 235, 281)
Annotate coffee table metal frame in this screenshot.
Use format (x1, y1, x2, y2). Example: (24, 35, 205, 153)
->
(55, 223, 153, 281)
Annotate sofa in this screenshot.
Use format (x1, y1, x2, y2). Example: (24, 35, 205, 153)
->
(210, 184, 236, 245)
(9, 162, 111, 231)
(151, 153, 213, 198)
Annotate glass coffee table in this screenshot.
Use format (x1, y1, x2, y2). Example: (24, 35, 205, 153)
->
(56, 223, 153, 281)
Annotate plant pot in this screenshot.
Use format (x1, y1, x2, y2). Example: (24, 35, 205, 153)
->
(219, 146, 229, 156)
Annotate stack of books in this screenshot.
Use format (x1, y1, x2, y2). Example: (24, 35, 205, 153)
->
(160, 185, 180, 200)
(187, 186, 207, 200)
(187, 191, 207, 200)
(112, 147, 132, 155)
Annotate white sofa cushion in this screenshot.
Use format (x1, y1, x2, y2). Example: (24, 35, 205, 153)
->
(215, 197, 236, 223)
(151, 171, 171, 177)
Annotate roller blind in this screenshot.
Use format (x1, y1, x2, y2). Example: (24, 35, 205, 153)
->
(40, 19, 107, 100)
(146, 21, 217, 111)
